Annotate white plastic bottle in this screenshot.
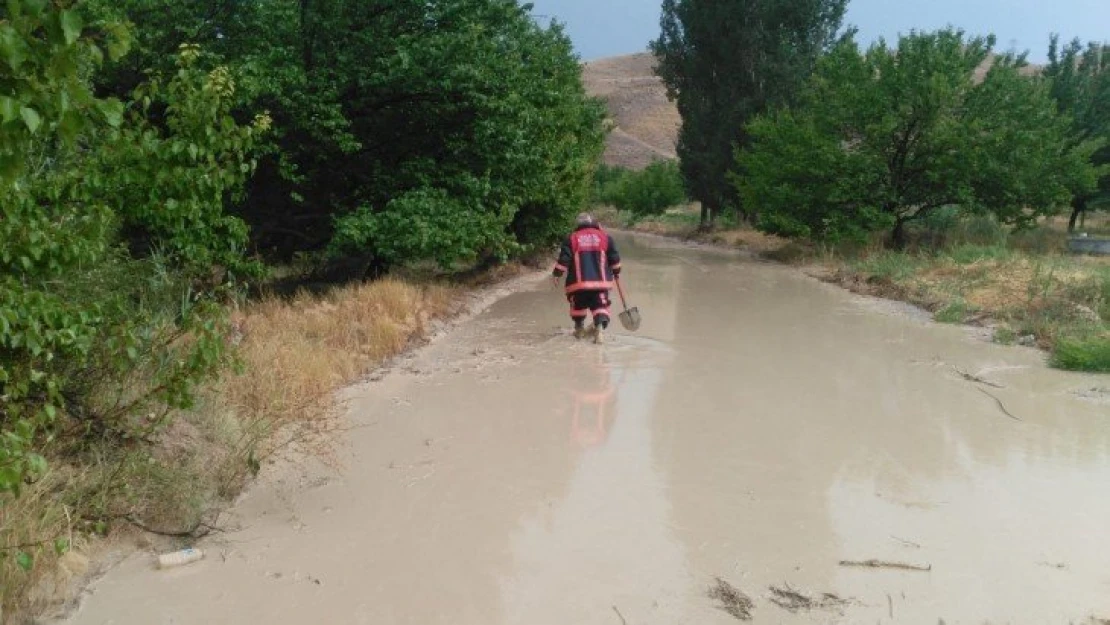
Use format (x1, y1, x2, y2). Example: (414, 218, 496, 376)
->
(157, 547, 205, 569)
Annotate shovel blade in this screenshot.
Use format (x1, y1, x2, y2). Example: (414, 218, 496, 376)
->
(618, 307, 642, 332)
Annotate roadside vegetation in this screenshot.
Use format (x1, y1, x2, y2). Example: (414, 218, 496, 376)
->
(646, 0, 1110, 373)
(593, 161, 687, 220)
(1, 0, 602, 618)
(599, 201, 1110, 372)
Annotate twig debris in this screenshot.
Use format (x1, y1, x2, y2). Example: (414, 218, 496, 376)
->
(953, 366, 1005, 388)
(890, 535, 922, 549)
(839, 559, 932, 572)
(708, 577, 755, 620)
(768, 584, 851, 613)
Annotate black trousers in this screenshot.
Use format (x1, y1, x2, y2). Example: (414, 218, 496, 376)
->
(567, 290, 611, 327)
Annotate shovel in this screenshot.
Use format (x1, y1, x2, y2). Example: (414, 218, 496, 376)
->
(614, 277, 641, 332)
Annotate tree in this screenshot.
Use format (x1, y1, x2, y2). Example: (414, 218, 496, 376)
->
(1045, 36, 1110, 232)
(651, 0, 847, 227)
(1, 2, 264, 495)
(86, 0, 353, 256)
(93, 0, 606, 270)
(735, 30, 1098, 248)
(595, 161, 687, 218)
(312, 0, 605, 269)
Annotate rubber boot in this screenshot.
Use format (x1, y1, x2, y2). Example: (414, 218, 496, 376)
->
(573, 322, 588, 340)
(592, 317, 609, 344)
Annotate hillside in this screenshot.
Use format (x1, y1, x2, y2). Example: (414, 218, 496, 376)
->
(582, 52, 1041, 171)
(582, 53, 679, 170)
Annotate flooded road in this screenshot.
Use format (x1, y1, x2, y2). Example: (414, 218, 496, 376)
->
(62, 234, 1110, 624)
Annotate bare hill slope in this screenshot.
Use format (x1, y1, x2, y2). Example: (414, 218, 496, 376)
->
(582, 52, 1040, 171)
(582, 53, 679, 170)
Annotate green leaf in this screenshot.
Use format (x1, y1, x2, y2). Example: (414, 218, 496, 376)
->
(97, 98, 124, 128)
(16, 551, 32, 572)
(20, 106, 41, 133)
(60, 10, 83, 45)
(27, 453, 46, 475)
(0, 154, 21, 180)
(22, 0, 46, 18)
(0, 97, 18, 123)
(54, 538, 69, 556)
(0, 27, 28, 70)
(57, 110, 83, 143)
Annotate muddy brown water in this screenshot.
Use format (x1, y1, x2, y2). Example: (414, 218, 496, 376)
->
(59, 234, 1110, 625)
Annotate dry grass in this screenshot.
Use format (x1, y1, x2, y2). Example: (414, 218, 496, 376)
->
(0, 469, 85, 620)
(218, 279, 455, 484)
(828, 248, 1110, 369)
(595, 204, 792, 257)
(2, 277, 459, 622)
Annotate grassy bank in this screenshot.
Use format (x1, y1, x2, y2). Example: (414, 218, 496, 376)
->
(3, 276, 466, 620)
(593, 204, 792, 257)
(597, 204, 1110, 372)
(829, 247, 1110, 371)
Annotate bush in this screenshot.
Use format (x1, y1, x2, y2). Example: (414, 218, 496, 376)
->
(935, 299, 971, 323)
(957, 215, 1009, 247)
(592, 164, 628, 204)
(596, 160, 686, 218)
(1, 14, 261, 497)
(736, 30, 1096, 248)
(330, 187, 514, 269)
(1051, 333, 1110, 372)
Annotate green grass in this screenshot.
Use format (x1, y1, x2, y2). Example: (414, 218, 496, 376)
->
(934, 299, 970, 323)
(945, 244, 1014, 265)
(1050, 334, 1110, 372)
(644, 209, 701, 228)
(1009, 226, 1069, 254)
(850, 251, 924, 281)
(993, 326, 1018, 345)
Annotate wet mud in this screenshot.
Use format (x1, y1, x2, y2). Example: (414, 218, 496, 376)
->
(59, 234, 1110, 624)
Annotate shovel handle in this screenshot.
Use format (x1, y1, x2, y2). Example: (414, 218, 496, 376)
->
(614, 276, 629, 310)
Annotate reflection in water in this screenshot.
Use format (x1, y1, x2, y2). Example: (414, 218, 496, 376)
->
(568, 349, 616, 448)
(499, 341, 695, 625)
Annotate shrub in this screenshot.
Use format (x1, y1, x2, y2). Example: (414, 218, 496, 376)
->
(1051, 333, 1110, 372)
(935, 299, 971, 323)
(598, 160, 686, 218)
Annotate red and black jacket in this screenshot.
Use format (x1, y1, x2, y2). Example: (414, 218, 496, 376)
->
(553, 225, 621, 293)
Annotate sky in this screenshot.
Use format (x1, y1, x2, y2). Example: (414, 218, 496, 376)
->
(528, 0, 1110, 63)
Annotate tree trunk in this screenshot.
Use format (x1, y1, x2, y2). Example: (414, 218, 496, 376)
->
(1068, 196, 1087, 233)
(699, 202, 713, 231)
(362, 255, 389, 282)
(300, 0, 314, 71)
(892, 219, 908, 250)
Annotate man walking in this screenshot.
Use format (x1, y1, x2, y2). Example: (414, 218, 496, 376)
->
(552, 213, 622, 344)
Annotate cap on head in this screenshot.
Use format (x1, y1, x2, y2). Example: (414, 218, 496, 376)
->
(575, 212, 597, 227)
